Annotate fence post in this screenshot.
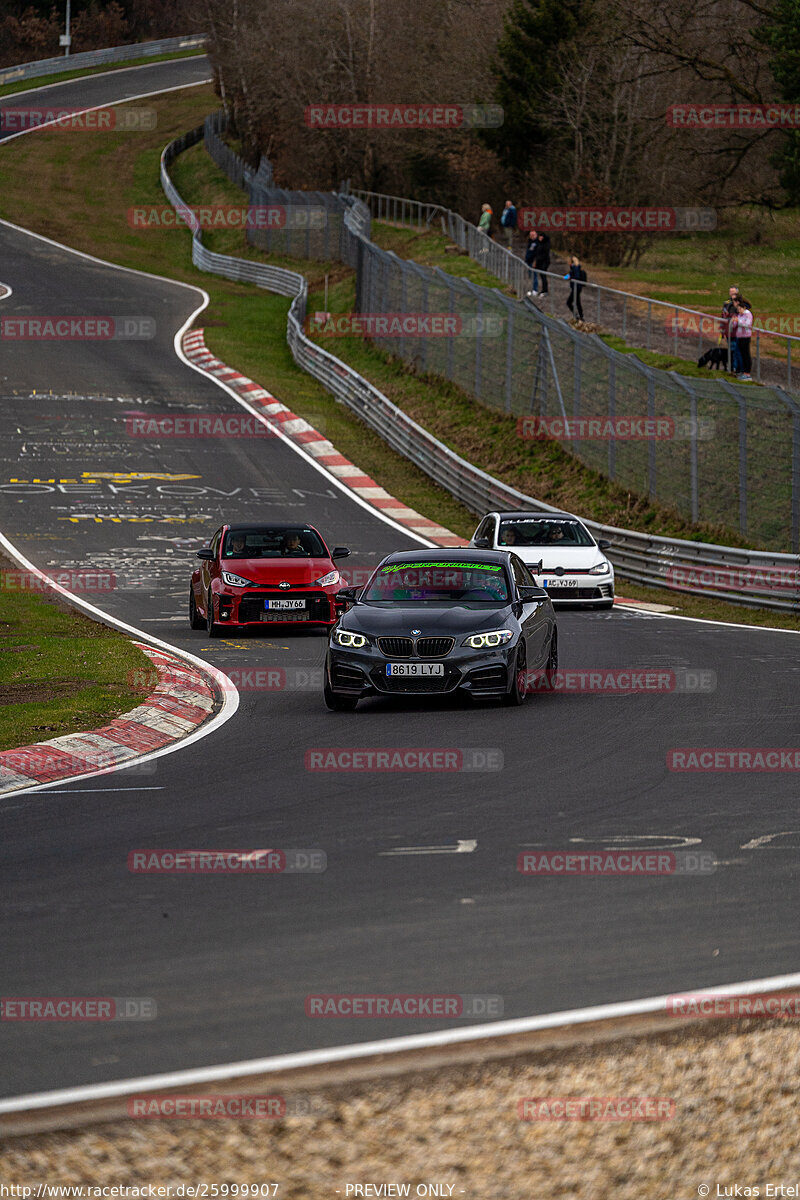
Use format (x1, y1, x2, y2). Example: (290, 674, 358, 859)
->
(420, 273, 429, 373)
(574, 339, 581, 419)
(646, 300, 651, 350)
(475, 291, 483, 400)
(608, 359, 616, 481)
(647, 374, 656, 498)
(505, 302, 514, 414)
(794, 414, 800, 555)
(739, 396, 748, 534)
(447, 276, 455, 382)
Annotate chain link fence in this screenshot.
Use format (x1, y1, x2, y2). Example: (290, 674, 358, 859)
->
(353, 189, 799, 395)
(203, 113, 800, 554)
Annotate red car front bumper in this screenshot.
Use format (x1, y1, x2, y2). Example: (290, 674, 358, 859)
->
(213, 587, 339, 627)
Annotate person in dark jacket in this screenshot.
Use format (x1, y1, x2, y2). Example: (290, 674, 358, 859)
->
(500, 200, 518, 250)
(533, 231, 551, 295)
(565, 254, 586, 321)
(524, 229, 539, 295)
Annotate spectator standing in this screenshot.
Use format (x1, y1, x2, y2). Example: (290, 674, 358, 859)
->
(500, 200, 518, 250)
(524, 230, 539, 295)
(721, 285, 742, 373)
(565, 254, 586, 321)
(534, 230, 551, 295)
(478, 203, 494, 249)
(734, 297, 753, 380)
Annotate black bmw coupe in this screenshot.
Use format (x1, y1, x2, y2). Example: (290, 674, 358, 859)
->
(323, 548, 557, 710)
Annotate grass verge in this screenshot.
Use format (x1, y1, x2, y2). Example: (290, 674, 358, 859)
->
(0, 90, 796, 630)
(0, 564, 153, 752)
(0, 48, 205, 99)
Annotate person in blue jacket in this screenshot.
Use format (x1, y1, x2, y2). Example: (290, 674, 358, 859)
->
(500, 200, 518, 250)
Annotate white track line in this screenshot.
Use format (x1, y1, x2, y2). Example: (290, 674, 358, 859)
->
(3, 970, 800, 1112)
(0, 54, 208, 104)
(0, 78, 212, 145)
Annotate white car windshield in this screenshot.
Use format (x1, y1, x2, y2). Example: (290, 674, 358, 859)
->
(498, 519, 594, 548)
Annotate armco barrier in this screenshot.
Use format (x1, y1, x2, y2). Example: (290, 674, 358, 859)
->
(160, 125, 800, 614)
(0, 34, 206, 88)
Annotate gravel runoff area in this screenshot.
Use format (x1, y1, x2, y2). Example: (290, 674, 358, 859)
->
(2, 1023, 800, 1198)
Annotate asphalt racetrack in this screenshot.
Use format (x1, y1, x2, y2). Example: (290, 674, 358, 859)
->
(1, 58, 799, 1100)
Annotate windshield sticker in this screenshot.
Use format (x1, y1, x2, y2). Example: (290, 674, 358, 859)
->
(382, 561, 502, 573)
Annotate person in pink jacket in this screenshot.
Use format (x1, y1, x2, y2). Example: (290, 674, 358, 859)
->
(733, 298, 753, 380)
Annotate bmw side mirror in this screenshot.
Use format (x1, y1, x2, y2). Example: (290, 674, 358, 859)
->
(196, 548, 215, 560)
(518, 584, 544, 602)
(331, 546, 351, 559)
(336, 586, 358, 603)
(472, 537, 490, 548)
(597, 539, 611, 550)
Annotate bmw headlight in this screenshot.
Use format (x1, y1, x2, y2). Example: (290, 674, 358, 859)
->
(313, 569, 340, 587)
(221, 571, 254, 587)
(588, 560, 611, 575)
(463, 629, 514, 649)
(333, 628, 368, 648)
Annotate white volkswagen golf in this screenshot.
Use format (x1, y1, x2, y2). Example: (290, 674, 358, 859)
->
(470, 510, 615, 608)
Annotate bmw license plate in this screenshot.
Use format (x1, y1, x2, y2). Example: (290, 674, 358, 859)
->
(386, 663, 444, 677)
(266, 599, 306, 610)
(544, 578, 578, 588)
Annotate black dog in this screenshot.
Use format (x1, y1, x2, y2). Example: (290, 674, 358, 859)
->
(697, 346, 729, 370)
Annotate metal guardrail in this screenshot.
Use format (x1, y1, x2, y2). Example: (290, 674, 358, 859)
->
(353, 188, 799, 395)
(161, 126, 800, 613)
(0, 34, 206, 88)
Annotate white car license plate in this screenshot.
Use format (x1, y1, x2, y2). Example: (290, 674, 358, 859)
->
(544, 578, 579, 588)
(266, 599, 306, 609)
(386, 663, 444, 677)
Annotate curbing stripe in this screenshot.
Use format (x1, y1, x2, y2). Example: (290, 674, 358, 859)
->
(181, 328, 470, 548)
(0, 644, 218, 793)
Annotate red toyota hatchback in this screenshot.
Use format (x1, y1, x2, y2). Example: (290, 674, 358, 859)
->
(189, 523, 351, 637)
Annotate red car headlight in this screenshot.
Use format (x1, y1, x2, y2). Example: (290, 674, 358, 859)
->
(313, 569, 340, 587)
